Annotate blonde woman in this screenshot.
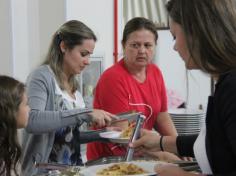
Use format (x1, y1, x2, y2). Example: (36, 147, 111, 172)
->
(21, 20, 114, 176)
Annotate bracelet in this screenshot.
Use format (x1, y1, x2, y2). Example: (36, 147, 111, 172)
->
(160, 136, 164, 151)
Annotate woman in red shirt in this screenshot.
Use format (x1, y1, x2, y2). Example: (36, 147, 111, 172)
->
(87, 17, 177, 161)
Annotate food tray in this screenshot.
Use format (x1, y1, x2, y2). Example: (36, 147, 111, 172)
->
(85, 156, 158, 167)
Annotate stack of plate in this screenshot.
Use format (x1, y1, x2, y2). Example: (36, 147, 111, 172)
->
(169, 108, 205, 135)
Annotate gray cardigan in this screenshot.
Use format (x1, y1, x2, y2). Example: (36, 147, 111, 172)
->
(21, 65, 92, 176)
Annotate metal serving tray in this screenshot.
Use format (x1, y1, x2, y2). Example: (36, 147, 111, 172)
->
(85, 156, 157, 167)
(85, 156, 201, 172)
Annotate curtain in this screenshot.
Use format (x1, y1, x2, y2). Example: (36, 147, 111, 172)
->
(123, 0, 169, 28)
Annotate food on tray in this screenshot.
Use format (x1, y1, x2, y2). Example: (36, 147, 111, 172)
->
(120, 123, 135, 138)
(48, 169, 80, 176)
(60, 169, 81, 176)
(96, 162, 147, 176)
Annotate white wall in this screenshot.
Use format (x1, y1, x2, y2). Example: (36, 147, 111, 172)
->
(156, 30, 211, 109)
(0, 0, 66, 82)
(27, 0, 65, 75)
(27, 0, 65, 71)
(27, 0, 40, 71)
(11, 0, 29, 82)
(65, 0, 116, 69)
(1, 0, 121, 78)
(38, 0, 65, 63)
(0, 0, 13, 76)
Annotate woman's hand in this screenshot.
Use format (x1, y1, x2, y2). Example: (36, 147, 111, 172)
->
(129, 129, 161, 152)
(145, 151, 181, 162)
(89, 109, 115, 128)
(154, 165, 195, 176)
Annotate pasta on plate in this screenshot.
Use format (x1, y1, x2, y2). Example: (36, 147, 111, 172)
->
(79, 161, 165, 176)
(96, 162, 147, 176)
(120, 123, 135, 138)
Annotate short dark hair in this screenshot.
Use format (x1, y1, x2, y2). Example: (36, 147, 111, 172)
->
(122, 17, 158, 46)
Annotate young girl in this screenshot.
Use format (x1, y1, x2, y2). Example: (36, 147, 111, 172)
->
(0, 75, 29, 176)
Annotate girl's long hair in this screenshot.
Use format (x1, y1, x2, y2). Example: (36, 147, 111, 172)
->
(0, 75, 25, 176)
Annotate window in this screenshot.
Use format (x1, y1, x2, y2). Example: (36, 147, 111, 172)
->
(123, 0, 169, 29)
(77, 54, 104, 108)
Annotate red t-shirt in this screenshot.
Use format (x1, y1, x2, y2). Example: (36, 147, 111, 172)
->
(86, 59, 167, 160)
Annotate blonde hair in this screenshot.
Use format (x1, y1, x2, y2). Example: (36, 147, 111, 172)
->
(43, 20, 97, 92)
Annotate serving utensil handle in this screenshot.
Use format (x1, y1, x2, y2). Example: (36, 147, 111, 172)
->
(125, 114, 145, 161)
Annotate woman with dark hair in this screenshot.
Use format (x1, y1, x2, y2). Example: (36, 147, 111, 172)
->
(131, 0, 236, 175)
(0, 75, 29, 176)
(87, 17, 177, 161)
(21, 20, 115, 176)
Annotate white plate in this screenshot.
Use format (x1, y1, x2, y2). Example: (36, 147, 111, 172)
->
(79, 161, 169, 176)
(99, 131, 129, 144)
(168, 108, 205, 115)
(174, 121, 201, 124)
(99, 131, 122, 138)
(170, 114, 205, 117)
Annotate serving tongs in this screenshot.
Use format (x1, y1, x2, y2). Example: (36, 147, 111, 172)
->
(77, 111, 141, 143)
(125, 114, 146, 161)
(111, 111, 141, 124)
(172, 160, 198, 165)
(35, 162, 73, 171)
(172, 160, 200, 172)
(35, 163, 81, 176)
